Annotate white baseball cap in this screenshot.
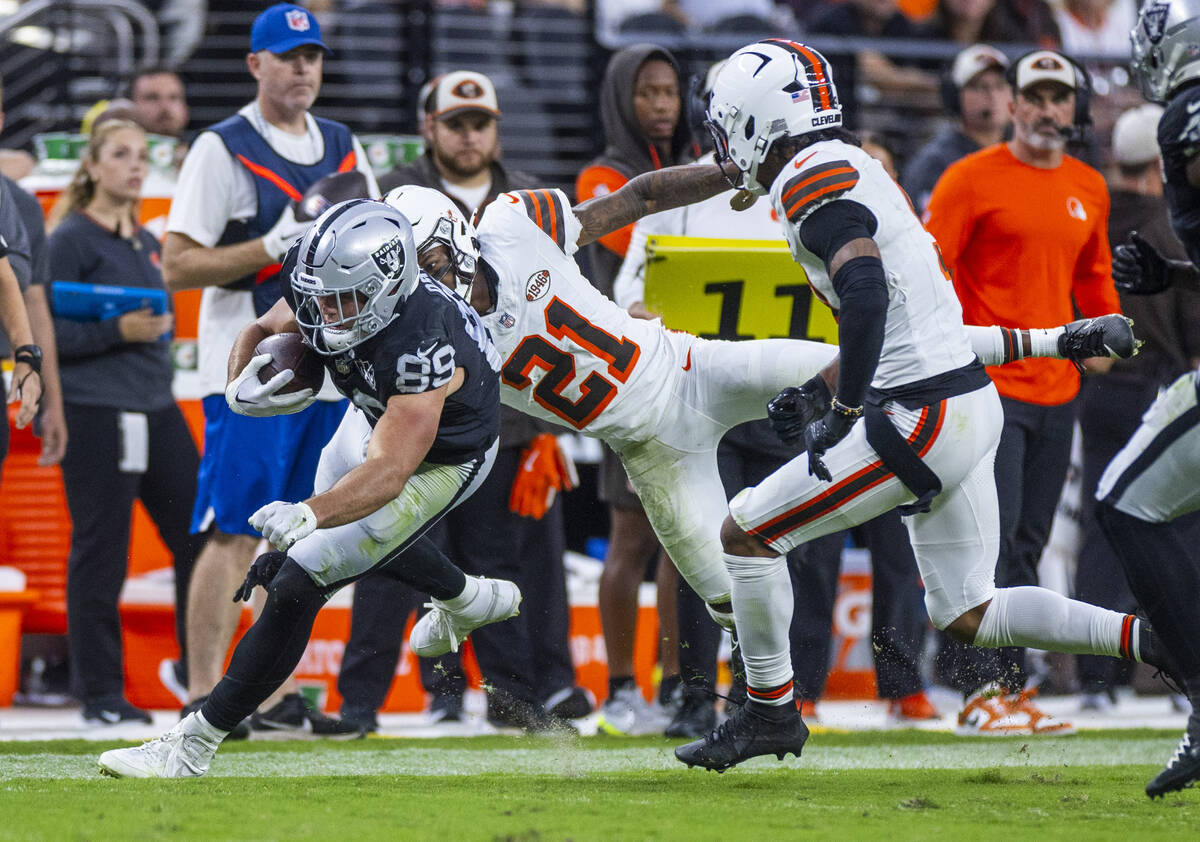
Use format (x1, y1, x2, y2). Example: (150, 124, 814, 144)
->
(1013, 50, 1077, 92)
(951, 45, 1008, 89)
(1112, 104, 1165, 166)
(427, 70, 500, 121)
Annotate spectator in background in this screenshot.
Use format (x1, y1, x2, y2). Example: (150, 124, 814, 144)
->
(918, 0, 1060, 43)
(0, 77, 35, 182)
(925, 50, 1120, 735)
(859, 130, 900, 178)
(129, 66, 190, 139)
(0, 77, 65, 469)
(343, 70, 589, 733)
(903, 44, 1011, 214)
(1074, 104, 1200, 710)
(1053, 0, 1137, 59)
(0, 205, 42, 456)
(128, 66, 191, 170)
(988, 0, 1062, 46)
(162, 2, 375, 737)
(45, 120, 202, 725)
(808, 0, 940, 129)
(576, 43, 698, 735)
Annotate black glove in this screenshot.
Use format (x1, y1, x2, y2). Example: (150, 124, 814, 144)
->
(232, 550, 289, 603)
(1113, 231, 1172, 295)
(803, 405, 859, 482)
(767, 376, 832, 448)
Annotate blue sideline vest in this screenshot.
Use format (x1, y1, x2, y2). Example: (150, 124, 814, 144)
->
(210, 113, 356, 315)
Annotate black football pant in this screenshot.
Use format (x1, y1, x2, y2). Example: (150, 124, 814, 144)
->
(337, 444, 576, 718)
(1074, 378, 1158, 693)
(61, 402, 203, 704)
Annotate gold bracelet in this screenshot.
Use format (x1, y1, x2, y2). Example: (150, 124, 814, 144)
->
(831, 398, 864, 418)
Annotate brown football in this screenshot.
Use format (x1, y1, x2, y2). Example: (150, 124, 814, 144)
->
(254, 332, 325, 394)
(294, 171, 372, 222)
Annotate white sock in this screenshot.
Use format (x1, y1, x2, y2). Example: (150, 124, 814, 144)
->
(966, 325, 1062, 365)
(974, 586, 1125, 657)
(192, 710, 229, 742)
(441, 575, 480, 612)
(1029, 327, 1063, 358)
(725, 551, 794, 705)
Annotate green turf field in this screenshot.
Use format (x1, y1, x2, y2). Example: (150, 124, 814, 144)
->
(2, 730, 1196, 841)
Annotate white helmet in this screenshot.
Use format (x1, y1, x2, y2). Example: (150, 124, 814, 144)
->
(291, 199, 418, 355)
(1131, 0, 1200, 104)
(706, 39, 842, 195)
(383, 184, 480, 300)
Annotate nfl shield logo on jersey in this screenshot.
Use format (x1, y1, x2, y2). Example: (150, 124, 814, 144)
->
(499, 312, 516, 328)
(286, 9, 311, 31)
(371, 236, 405, 279)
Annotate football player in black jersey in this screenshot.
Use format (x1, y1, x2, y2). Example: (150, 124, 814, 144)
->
(98, 201, 521, 778)
(1088, 0, 1200, 798)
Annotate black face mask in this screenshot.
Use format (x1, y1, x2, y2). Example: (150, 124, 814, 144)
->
(704, 120, 744, 191)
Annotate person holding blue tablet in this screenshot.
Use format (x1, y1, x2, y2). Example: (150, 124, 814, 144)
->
(45, 119, 205, 725)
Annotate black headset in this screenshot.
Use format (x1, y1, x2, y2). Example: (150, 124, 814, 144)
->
(1005, 50, 1093, 137)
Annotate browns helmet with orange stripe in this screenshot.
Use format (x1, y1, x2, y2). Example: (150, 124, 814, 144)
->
(383, 185, 481, 301)
(705, 40, 842, 196)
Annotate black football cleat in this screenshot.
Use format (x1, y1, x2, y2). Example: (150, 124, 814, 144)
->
(674, 702, 809, 772)
(1058, 314, 1140, 371)
(1137, 621, 1186, 695)
(665, 688, 717, 739)
(1147, 730, 1200, 799)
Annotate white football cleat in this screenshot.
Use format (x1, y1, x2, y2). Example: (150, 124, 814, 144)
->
(409, 577, 522, 657)
(596, 685, 671, 736)
(98, 712, 222, 778)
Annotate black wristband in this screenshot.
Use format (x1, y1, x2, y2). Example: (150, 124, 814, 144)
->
(14, 344, 42, 374)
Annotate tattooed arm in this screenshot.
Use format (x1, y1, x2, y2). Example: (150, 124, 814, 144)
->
(574, 161, 742, 247)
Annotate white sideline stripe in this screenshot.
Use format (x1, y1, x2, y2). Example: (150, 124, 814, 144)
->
(3, 739, 1179, 780)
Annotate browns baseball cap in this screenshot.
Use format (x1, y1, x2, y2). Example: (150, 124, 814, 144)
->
(1013, 50, 1076, 92)
(250, 3, 331, 55)
(951, 44, 1008, 88)
(427, 71, 501, 121)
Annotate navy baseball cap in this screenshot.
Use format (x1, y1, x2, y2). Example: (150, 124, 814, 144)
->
(250, 4, 331, 55)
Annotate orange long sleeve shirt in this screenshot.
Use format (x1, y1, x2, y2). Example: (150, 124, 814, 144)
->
(925, 144, 1119, 405)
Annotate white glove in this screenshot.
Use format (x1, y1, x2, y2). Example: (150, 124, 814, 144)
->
(261, 204, 310, 261)
(249, 500, 318, 550)
(225, 354, 315, 417)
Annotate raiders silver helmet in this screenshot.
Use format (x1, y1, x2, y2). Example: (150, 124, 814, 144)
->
(1131, 0, 1200, 104)
(291, 199, 418, 355)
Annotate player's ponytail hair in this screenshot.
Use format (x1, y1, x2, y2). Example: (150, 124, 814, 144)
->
(47, 119, 144, 231)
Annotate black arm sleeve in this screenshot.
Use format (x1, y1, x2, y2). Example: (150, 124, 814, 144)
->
(828, 255, 888, 409)
(798, 199, 878, 264)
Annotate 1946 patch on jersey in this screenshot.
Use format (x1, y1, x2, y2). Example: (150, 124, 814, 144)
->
(526, 269, 551, 301)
